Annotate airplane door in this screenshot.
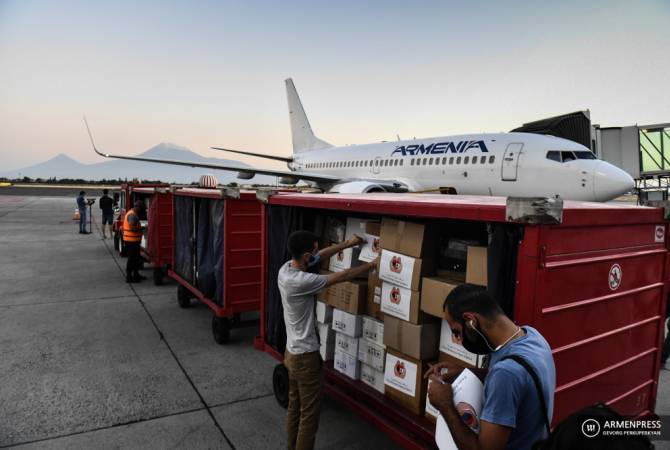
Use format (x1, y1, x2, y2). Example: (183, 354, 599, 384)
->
(501, 143, 523, 181)
(373, 156, 381, 175)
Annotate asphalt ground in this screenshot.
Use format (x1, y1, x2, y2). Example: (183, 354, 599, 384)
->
(0, 196, 401, 449)
(0, 194, 668, 449)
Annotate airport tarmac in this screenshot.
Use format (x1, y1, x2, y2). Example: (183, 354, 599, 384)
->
(0, 195, 400, 449)
(1, 194, 669, 449)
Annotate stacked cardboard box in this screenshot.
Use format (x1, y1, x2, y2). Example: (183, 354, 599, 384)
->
(358, 316, 386, 393)
(333, 309, 362, 379)
(377, 218, 441, 415)
(316, 301, 335, 361)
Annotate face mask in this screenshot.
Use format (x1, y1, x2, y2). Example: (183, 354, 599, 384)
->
(461, 320, 495, 355)
(307, 253, 321, 268)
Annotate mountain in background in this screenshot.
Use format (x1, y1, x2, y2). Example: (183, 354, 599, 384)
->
(1, 143, 279, 185)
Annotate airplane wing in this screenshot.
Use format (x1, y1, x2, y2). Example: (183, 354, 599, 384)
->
(210, 146, 293, 163)
(84, 119, 338, 184)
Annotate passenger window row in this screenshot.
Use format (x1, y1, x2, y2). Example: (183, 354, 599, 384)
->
(305, 155, 496, 169)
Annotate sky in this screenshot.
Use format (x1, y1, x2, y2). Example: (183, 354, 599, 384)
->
(1, 0, 669, 171)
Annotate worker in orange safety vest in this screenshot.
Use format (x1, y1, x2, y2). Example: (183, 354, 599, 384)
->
(124, 200, 146, 283)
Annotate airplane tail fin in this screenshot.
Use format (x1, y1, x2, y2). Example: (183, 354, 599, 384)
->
(285, 78, 333, 153)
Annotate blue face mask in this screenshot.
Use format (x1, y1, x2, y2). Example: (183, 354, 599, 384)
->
(307, 253, 321, 268)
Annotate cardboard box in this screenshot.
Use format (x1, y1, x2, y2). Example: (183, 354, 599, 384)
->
(465, 246, 487, 286)
(378, 249, 433, 291)
(316, 301, 333, 324)
(335, 332, 359, 357)
(325, 217, 346, 244)
(317, 322, 334, 346)
(345, 217, 374, 240)
(380, 218, 436, 259)
(328, 280, 367, 315)
(329, 247, 363, 272)
(332, 309, 362, 338)
(420, 276, 463, 319)
(380, 282, 428, 324)
(362, 316, 385, 347)
(366, 268, 384, 320)
(358, 337, 386, 372)
(361, 363, 385, 394)
(359, 222, 382, 263)
(438, 350, 485, 369)
(384, 315, 439, 360)
(320, 341, 335, 361)
(334, 349, 360, 380)
(384, 349, 428, 415)
(439, 319, 481, 366)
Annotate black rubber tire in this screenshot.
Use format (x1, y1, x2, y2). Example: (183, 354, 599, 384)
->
(273, 364, 290, 409)
(113, 233, 120, 252)
(153, 267, 163, 286)
(177, 285, 191, 308)
(212, 316, 230, 345)
(119, 236, 127, 257)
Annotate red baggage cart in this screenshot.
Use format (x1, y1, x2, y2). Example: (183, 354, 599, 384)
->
(168, 187, 264, 344)
(131, 186, 174, 285)
(254, 192, 669, 449)
(113, 182, 169, 257)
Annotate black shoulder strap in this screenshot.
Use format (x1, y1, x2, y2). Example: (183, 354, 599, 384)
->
(501, 355, 551, 435)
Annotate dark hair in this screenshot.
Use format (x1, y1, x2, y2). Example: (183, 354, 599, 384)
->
(103, 189, 109, 195)
(79, 191, 85, 195)
(287, 230, 318, 260)
(443, 283, 503, 322)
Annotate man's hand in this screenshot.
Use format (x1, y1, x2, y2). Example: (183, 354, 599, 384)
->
(428, 375, 454, 411)
(348, 234, 365, 247)
(424, 361, 465, 384)
(370, 256, 380, 270)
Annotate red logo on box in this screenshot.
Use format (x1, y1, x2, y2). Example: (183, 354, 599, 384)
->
(394, 361, 406, 379)
(372, 238, 380, 253)
(390, 255, 402, 273)
(390, 287, 401, 304)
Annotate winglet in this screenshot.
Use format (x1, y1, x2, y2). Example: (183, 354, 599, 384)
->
(83, 116, 108, 158)
(285, 78, 333, 153)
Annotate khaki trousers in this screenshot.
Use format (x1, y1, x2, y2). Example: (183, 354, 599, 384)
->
(284, 351, 323, 450)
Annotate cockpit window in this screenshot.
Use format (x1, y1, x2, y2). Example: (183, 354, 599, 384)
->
(561, 151, 576, 162)
(546, 151, 561, 162)
(575, 151, 597, 160)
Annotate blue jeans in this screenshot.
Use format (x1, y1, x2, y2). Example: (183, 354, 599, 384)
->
(79, 208, 87, 232)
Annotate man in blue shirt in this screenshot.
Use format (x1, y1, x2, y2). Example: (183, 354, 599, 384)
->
(76, 191, 89, 234)
(427, 284, 555, 450)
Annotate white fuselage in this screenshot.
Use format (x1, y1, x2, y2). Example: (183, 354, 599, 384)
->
(290, 132, 634, 202)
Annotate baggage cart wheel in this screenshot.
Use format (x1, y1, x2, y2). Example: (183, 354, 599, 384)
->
(153, 267, 163, 286)
(113, 233, 120, 252)
(177, 285, 191, 308)
(212, 316, 230, 344)
(273, 364, 289, 409)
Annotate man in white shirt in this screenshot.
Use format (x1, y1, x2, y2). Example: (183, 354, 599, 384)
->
(278, 230, 377, 450)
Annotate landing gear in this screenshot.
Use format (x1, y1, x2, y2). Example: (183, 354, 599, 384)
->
(212, 316, 230, 344)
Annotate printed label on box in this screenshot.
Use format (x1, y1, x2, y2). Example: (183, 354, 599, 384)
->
(332, 309, 362, 337)
(361, 363, 385, 394)
(329, 247, 354, 272)
(440, 320, 479, 366)
(380, 282, 412, 322)
(379, 250, 417, 289)
(336, 332, 359, 357)
(334, 349, 360, 379)
(316, 301, 333, 324)
(384, 353, 418, 397)
(358, 338, 386, 372)
(359, 232, 381, 262)
(362, 316, 384, 347)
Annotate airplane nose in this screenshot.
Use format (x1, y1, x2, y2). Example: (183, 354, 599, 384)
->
(593, 161, 635, 201)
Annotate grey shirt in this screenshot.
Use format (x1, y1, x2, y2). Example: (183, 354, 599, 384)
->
(278, 261, 328, 355)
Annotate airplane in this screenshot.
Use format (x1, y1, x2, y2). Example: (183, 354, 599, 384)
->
(86, 79, 635, 202)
